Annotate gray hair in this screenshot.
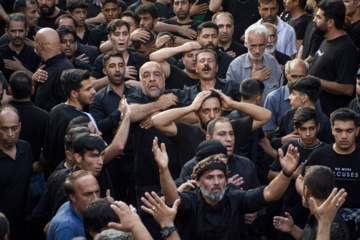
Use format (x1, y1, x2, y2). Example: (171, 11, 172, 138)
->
(94, 229, 134, 240)
(262, 22, 277, 36)
(211, 11, 234, 25)
(284, 59, 309, 75)
(245, 24, 269, 44)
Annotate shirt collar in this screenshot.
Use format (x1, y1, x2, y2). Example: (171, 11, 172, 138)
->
(284, 85, 290, 101)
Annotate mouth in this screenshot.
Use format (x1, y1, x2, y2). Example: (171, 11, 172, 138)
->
(340, 141, 349, 145)
(114, 73, 122, 80)
(118, 43, 125, 48)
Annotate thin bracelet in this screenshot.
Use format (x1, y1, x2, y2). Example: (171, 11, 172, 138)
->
(282, 169, 292, 177)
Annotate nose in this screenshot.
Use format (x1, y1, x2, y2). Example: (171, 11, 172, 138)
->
(209, 110, 215, 119)
(91, 192, 99, 201)
(306, 129, 311, 136)
(214, 176, 220, 185)
(140, 19, 145, 26)
(341, 131, 347, 139)
(40, 0, 46, 5)
(80, 12, 85, 18)
(36, 11, 40, 18)
(225, 133, 231, 141)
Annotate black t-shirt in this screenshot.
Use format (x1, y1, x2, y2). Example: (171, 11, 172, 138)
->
(349, 20, 360, 61)
(37, 9, 67, 29)
(166, 64, 199, 90)
(271, 109, 333, 149)
(301, 145, 360, 208)
(218, 40, 248, 58)
(42, 103, 90, 171)
(88, 22, 108, 48)
(162, 19, 202, 39)
(75, 43, 100, 66)
(0, 43, 41, 81)
(76, 24, 95, 45)
(34, 53, 74, 112)
(91, 49, 147, 80)
(347, 98, 360, 145)
(309, 35, 359, 116)
(73, 58, 92, 71)
(301, 19, 324, 59)
(275, 50, 291, 66)
(0, 26, 40, 45)
(288, 14, 312, 40)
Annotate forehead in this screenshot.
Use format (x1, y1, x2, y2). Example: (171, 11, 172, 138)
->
(114, 25, 129, 33)
(299, 120, 317, 127)
(141, 63, 162, 74)
(174, 0, 189, 4)
(59, 18, 75, 26)
(106, 56, 125, 65)
(72, 7, 86, 12)
(9, 20, 26, 29)
(248, 33, 266, 43)
(197, 52, 216, 61)
(74, 175, 99, 192)
(333, 120, 356, 129)
(201, 97, 221, 109)
(185, 49, 200, 56)
(214, 121, 233, 132)
(122, 16, 135, 24)
(79, 78, 93, 89)
(200, 28, 218, 36)
(0, 111, 19, 126)
(316, 9, 325, 17)
(259, 0, 277, 8)
(139, 13, 153, 19)
(62, 33, 75, 40)
(289, 62, 307, 74)
(202, 169, 224, 177)
(215, 14, 232, 25)
(266, 27, 276, 35)
(103, 2, 119, 9)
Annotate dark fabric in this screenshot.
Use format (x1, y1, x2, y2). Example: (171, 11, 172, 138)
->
(0, 26, 40, 45)
(37, 9, 67, 29)
(309, 35, 359, 116)
(75, 43, 100, 66)
(301, 145, 360, 209)
(76, 24, 95, 45)
(349, 20, 360, 61)
(166, 64, 199, 90)
(196, 139, 227, 161)
(8, 100, 49, 162)
(270, 109, 333, 150)
(34, 53, 74, 112)
(288, 14, 312, 40)
(162, 19, 201, 39)
(177, 186, 267, 239)
(0, 140, 33, 240)
(347, 98, 360, 145)
(91, 49, 147, 80)
(86, 0, 101, 18)
(42, 103, 89, 171)
(88, 22, 108, 48)
(73, 58, 91, 71)
(275, 50, 291, 66)
(301, 19, 324, 59)
(218, 40, 248, 58)
(128, 0, 169, 18)
(0, 43, 41, 81)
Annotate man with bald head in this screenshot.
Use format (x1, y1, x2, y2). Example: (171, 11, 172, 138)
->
(33, 27, 74, 111)
(0, 105, 33, 240)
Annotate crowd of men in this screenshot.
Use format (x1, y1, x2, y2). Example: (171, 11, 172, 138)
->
(0, 0, 360, 239)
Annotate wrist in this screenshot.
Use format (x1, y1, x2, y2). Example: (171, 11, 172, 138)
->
(282, 169, 293, 178)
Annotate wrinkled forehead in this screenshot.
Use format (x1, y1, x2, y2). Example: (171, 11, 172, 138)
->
(140, 62, 163, 75)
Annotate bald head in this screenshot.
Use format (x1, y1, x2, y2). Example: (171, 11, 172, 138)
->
(139, 61, 165, 98)
(285, 59, 309, 82)
(35, 28, 62, 61)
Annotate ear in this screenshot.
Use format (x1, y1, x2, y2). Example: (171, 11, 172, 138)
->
(55, 0, 59, 5)
(5, 28, 8, 35)
(118, 7, 122, 14)
(317, 123, 320, 131)
(293, 125, 298, 133)
(215, 63, 218, 73)
(255, 94, 262, 105)
(89, 231, 99, 238)
(196, 180, 201, 188)
(65, 150, 74, 162)
(206, 134, 211, 140)
(304, 185, 311, 197)
(301, 93, 308, 104)
(327, 18, 335, 28)
(108, 34, 111, 41)
(8, 87, 12, 96)
(356, 126, 360, 136)
(70, 89, 78, 100)
(74, 153, 82, 164)
(102, 68, 107, 76)
(18, 122, 21, 132)
(69, 193, 76, 203)
(26, 27, 29, 36)
(153, 18, 158, 27)
(31, 86, 35, 95)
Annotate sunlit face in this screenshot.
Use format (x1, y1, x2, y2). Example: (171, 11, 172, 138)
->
(138, 13, 155, 30)
(109, 25, 130, 53)
(197, 28, 219, 50)
(69, 8, 87, 27)
(76, 150, 105, 176)
(6, 21, 27, 47)
(258, 0, 279, 23)
(24, 1, 40, 28)
(210, 121, 235, 157)
(197, 97, 222, 130)
(196, 52, 218, 80)
(284, 0, 296, 12)
(286, 62, 307, 82)
(60, 33, 76, 59)
(332, 120, 359, 154)
(122, 16, 137, 33)
(0, 110, 21, 149)
(197, 169, 226, 203)
(103, 56, 126, 86)
(265, 27, 277, 54)
(58, 18, 76, 30)
(246, 33, 266, 61)
(102, 2, 120, 24)
(182, 49, 200, 73)
(71, 175, 100, 216)
(289, 90, 304, 110)
(174, 0, 191, 20)
(313, 9, 328, 36)
(215, 14, 234, 45)
(344, 0, 358, 17)
(38, 0, 56, 17)
(135, 43, 155, 60)
(76, 79, 96, 106)
(295, 120, 319, 147)
(140, 62, 165, 98)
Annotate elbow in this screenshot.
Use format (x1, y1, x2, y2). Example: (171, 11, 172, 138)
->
(264, 109, 272, 123)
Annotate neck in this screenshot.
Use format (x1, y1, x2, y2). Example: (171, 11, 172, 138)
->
(333, 143, 356, 155)
(249, 55, 263, 68)
(71, 202, 83, 217)
(0, 144, 16, 158)
(350, 12, 360, 23)
(219, 40, 231, 51)
(109, 82, 125, 96)
(8, 42, 24, 54)
(202, 193, 219, 206)
(200, 79, 216, 91)
(65, 99, 84, 110)
(303, 102, 316, 108)
(47, 7, 60, 18)
(177, 16, 192, 24)
(42, 50, 62, 62)
(116, 48, 129, 63)
(324, 28, 345, 40)
(12, 97, 31, 102)
(184, 69, 199, 79)
(300, 138, 319, 148)
(290, 8, 306, 20)
(77, 24, 86, 33)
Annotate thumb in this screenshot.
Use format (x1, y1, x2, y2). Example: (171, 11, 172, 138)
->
(284, 212, 292, 219)
(40, 64, 46, 69)
(172, 199, 180, 211)
(13, 56, 19, 61)
(106, 189, 111, 197)
(308, 197, 317, 212)
(252, 63, 256, 71)
(194, 0, 199, 4)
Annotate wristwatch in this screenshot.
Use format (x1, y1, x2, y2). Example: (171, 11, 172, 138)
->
(160, 226, 176, 238)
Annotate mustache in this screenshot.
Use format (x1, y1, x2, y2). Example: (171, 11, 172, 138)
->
(148, 82, 159, 88)
(13, 37, 22, 41)
(205, 43, 216, 49)
(41, 4, 50, 8)
(202, 65, 212, 71)
(266, 43, 274, 47)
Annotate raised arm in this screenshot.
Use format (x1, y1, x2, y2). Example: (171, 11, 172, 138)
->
(212, 89, 271, 131)
(263, 144, 299, 202)
(151, 91, 211, 136)
(209, 0, 223, 12)
(154, 22, 197, 40)
(153, 137, 180, 206)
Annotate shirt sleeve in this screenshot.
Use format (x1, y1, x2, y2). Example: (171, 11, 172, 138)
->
(90, 55, 105, 79)
(263, 92, 279, 131)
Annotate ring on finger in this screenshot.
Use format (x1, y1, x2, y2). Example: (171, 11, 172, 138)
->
(38, 76, 40, 82)
(335, 203, 339, 207)
(152, 206, 156, 211)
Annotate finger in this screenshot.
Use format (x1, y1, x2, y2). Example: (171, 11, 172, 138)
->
(108, 222, 123, 230)
(172, 198, 180, 211)
(145, 192, 159, 206)
(39, 64, 46, 70)
(106, 189, 111, 197)
(141, 196, 154, 209)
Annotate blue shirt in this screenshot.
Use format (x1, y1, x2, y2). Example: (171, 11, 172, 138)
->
(47, 201, 85, 240)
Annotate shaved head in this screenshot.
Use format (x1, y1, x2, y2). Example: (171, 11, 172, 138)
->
(35, 27, 62, 61)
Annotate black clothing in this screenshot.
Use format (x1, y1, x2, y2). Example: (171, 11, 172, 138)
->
(275, 50, 291, 66)
(30, 165, 114, 240)
(309, 35, 359, 116)
(347, 98, 360, 145)
(220, 0, 260, 42)
(37, 9, 67, 29)
(301, 19, 324, 60)
(0, 140, 33, 240)
(177, 186, 267, 239)
(162, 19, 201, 39)
(73, 58, 92, 71)
(86, 0, 101, 18)
(349, 20, 360, 61)
(300, 213, 349, 240)
(88, 22, 108, 48)
(301, 145, 360, 209)
(0, 26, 41, 45)
(76, 24, 95, 45)
(91, 49, 147, 80)
(34, 53, 74, 112)
(271, 109, 333, 150)
(128, 0, 168, 18)
(42, 103, 89, 171)
(166, 64, 199, 89)
(186, 77, 241, 102)
(288, 14, 312, 40)
(75, 43, 100, 66)
(0, 43, 41, 81)
(218, 40, 248, 58)
(9, 100, 49, 162)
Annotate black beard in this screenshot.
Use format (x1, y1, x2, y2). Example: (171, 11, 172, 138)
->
(313, 23, 327, 36)
(41, 4, 55, 17)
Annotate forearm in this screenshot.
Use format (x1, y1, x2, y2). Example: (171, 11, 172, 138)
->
(92, 76, 109, 91)
(267, 170, 279, 181)
(289, 225, 302, 240)
(166, 231, 181, 240)
(160, 167, 180, 206)
(99, 40, 113, 53)
(320, 79, 354, 96)
(295, 175, 304, 196)
(230, 101, 271, 130)
(258, 137, 277, 159)
(152, 105, 194, 128)
(150, 46, 185, 62)
(154, 22, 179, 33)
(209, 0, 222, 12)
(174, 36, 191, 46)
(263, 170, 292, 202)
(104, 114, 130, 164)
(85, 13, 105, 25)
(0, 5, 8, 21)
(130, 102, 164, 122)
(316, 221, 331, 240)
(131, 223, 153, 240)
